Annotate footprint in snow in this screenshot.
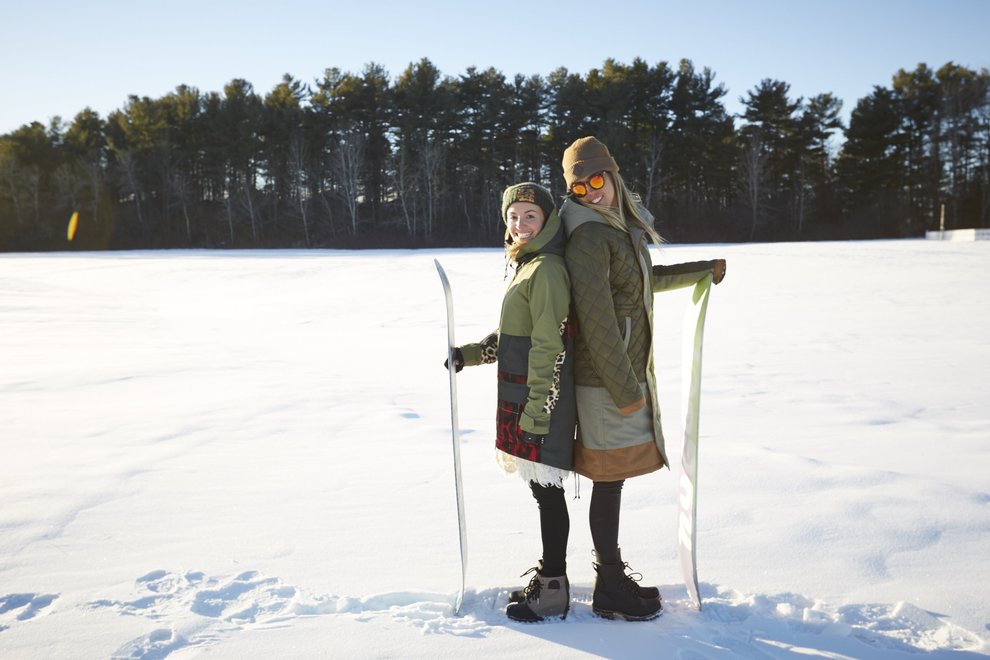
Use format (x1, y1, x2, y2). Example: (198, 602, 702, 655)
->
(0, 592, 58, 628)
(110, 627, 189, 660)
(92, 568, 492, 656)
(89, 570, 206, 619)
(95, 570, 317, 659)
(91, 570, 301, 626)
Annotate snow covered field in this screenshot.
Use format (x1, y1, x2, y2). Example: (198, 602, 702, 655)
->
(1, 240, 988, 659)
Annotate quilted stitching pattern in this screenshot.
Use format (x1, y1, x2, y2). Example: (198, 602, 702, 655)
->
(565, 222, 652, 409)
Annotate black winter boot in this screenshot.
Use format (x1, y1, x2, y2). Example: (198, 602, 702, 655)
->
(616, 548, 661, 600)
(592, 552, 662, 621)
(505, 568, 569, 622)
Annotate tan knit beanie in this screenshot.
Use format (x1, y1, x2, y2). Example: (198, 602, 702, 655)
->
(501, 182, 555, 222)
(561, 136, 619, 188)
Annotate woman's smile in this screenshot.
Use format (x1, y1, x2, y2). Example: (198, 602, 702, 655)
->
(506, 201, 546, 244)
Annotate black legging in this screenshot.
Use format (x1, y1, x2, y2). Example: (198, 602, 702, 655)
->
(589, 479, 624, 564)
(529, 481, 569, 576)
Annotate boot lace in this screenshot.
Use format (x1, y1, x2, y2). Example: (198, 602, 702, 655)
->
(621, 561, 646, 593)
(519, 566, 543, 601)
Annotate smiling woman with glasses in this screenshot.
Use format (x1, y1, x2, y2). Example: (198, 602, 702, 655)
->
(557, 136, 727, 623)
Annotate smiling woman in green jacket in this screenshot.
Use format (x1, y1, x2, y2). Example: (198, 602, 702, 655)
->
(560, 136, 726, 622)
(447, 182, 576, 623)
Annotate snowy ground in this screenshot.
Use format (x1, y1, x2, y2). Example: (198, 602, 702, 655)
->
(1, 240, 988, 659)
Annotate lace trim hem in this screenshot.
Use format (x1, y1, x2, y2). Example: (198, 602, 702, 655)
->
(496, 450, 569, 487)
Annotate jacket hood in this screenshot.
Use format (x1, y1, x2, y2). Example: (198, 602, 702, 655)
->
(559, 198, 656, 244)
(515, 208, 566, 263)
(559, 198, 605, 238)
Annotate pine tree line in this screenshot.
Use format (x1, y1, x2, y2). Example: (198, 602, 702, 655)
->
(1, 58, 987, 251)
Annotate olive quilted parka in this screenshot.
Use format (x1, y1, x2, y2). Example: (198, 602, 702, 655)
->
(560, 198, 718, 481)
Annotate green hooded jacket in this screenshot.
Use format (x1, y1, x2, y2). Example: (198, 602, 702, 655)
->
(458, 209, 576, 470)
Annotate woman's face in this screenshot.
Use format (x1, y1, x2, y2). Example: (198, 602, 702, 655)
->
(571, 171, 616, 208)
(506, 202, 546, 244)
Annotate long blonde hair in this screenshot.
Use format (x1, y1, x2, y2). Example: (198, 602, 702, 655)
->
(578, 172, 663, 245)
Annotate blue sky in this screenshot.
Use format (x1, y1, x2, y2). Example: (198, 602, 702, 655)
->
(1, 0, 988, 135)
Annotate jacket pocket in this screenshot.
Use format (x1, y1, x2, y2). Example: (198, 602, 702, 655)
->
(497, 376, 529, 404)
(620, 316, 631, 348)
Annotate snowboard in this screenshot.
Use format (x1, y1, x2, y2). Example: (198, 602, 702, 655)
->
(677, 273, 712, 611)
(435, 259, 468, 614)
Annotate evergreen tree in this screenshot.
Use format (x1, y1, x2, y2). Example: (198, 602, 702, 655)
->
(936, 63, 990, 229)
(63, 108, 111, 245)
(261, 74, 308, 242)
(739, 79, 803, 238)
(452, 66, 512, 238)
(391, 58, 455, 239)
(891, 64, 940, 233)
(836, 86, 902, 236)
(796, 93, 843, 235)
(667, 60, 734, 239)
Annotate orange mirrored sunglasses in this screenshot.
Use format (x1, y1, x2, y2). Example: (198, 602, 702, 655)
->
(570, 172, 606, 198)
